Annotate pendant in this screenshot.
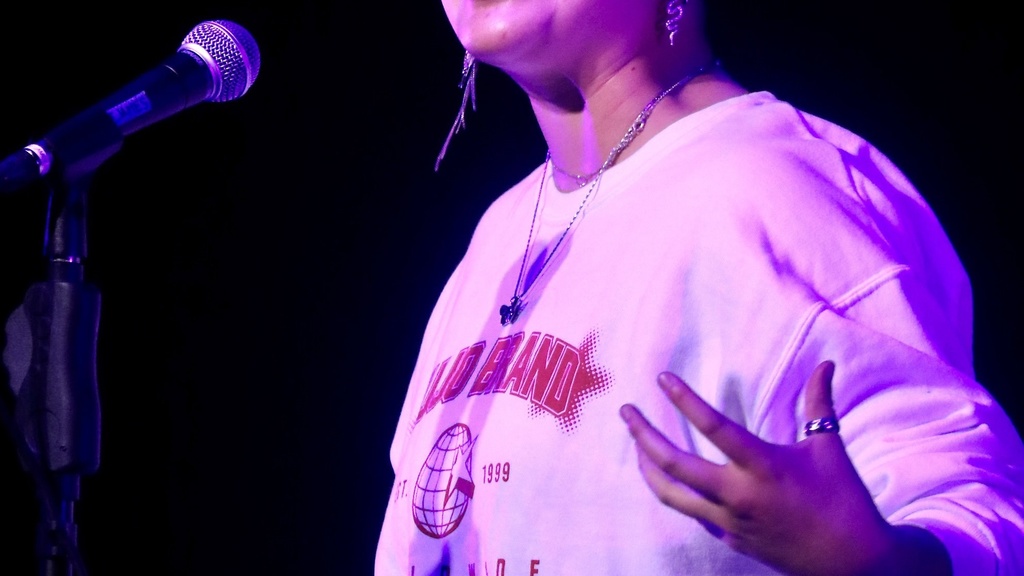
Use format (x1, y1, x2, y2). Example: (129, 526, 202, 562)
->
(499, 295, 524, 327)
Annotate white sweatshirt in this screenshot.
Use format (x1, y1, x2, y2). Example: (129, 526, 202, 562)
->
(375, 91, 1024, 575)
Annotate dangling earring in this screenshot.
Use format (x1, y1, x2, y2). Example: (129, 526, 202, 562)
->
(435, 51, 478, 172)
(665, 0, 685, 46)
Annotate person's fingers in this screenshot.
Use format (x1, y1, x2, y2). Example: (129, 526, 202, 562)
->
(803, 360, 836, 420)
(801, 360, 843, 441)
(620, 403, 735, 532)
(632, 448, 734, 532)
(620, 403, 726, 500)
(655, 372, 764, 467)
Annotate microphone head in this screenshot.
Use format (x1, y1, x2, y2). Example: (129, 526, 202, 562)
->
(179, 20, 261, 103)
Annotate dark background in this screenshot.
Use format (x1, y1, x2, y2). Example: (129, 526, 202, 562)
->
(0, 2, 1019, 574)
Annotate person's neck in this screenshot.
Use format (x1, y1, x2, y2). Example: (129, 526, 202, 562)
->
(523, 51, 746, 192)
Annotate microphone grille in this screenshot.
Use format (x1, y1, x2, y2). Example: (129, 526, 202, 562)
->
(180, 20, 261, 103)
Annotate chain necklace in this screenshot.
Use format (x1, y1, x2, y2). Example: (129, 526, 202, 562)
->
(549, 61, 718, 189)
(499, 154, 596, 326)
(498, 62, 716, 327)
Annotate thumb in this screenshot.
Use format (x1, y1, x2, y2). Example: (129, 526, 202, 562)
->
(804, 360, 837, 423)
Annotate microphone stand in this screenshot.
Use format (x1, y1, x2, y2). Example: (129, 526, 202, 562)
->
(3, 172, 101, 576)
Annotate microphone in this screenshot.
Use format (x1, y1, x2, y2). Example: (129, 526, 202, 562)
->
(0, 19, 261, 194)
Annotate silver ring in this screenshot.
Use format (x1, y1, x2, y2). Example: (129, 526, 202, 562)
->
(803, 416, 840, 437)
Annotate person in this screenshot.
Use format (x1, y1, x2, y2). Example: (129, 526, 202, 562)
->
(374, 0, 1024, 574)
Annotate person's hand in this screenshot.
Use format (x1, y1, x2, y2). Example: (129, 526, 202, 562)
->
(619, 361, 951, 576)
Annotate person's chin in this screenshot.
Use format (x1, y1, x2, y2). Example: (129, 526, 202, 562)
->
(448, 1, 553, 54)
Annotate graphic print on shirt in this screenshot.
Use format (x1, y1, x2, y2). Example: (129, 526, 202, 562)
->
(414, 329, 612, 433)
(410, 330, 612, 538)
(412, 423, 477, 538)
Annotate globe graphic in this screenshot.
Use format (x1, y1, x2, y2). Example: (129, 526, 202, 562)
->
(412, 423, 475, 538)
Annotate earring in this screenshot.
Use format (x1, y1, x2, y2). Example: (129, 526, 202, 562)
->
(435, 51, 478, 171)
(665, 0, 685, 46)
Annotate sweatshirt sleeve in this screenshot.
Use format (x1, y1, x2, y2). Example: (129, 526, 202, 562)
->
(776, 298, 1024, 576)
